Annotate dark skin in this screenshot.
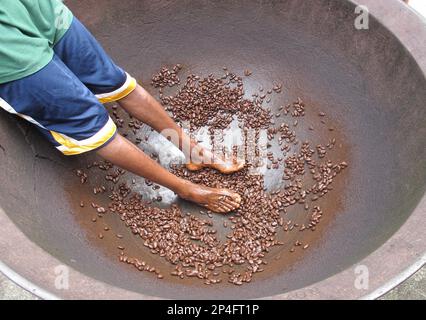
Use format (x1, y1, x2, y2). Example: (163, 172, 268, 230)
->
(97, 84, 244, 213)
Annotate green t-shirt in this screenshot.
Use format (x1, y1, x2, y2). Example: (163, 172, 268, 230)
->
(0, 0, 73, 84)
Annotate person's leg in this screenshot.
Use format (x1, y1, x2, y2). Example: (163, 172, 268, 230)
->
(116, 84, 245, 173)
(53, 17, 244, 174)
(0, 55, 241, 213)
(97, 134, 241, 213)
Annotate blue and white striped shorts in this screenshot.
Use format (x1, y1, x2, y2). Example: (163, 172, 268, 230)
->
(0, 17, 137, 155)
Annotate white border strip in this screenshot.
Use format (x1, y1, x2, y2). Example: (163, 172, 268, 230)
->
(55, 116, 116, 149)
(95, 72, 132, 99)
(0, 97, 46, 129)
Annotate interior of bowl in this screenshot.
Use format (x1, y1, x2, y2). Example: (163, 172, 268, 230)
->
(0, 0, 425, 299)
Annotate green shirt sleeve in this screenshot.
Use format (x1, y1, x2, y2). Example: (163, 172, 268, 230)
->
(0, 0, 73, 84)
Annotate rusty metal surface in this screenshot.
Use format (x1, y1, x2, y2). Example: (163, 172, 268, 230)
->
(0, 0, 425, 299)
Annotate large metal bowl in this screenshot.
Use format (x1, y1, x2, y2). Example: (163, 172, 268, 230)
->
(0, 0, 425, 299)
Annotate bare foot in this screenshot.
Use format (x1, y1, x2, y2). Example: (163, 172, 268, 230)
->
(186, 148, 245, 174)
(179, 182, 242, 213)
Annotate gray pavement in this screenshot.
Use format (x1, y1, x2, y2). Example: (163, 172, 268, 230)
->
(380, 265, 426, 300)
(0, 272, 38, 300)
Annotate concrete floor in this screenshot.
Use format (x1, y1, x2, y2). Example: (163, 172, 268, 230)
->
(0, 272, 38, 300)
(380, 266, 426, 300)
(0, 0, 425, 301)
(0, 265, 425, 300)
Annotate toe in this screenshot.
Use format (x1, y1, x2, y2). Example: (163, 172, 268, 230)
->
(221, 191, 242, 205)
(218, 206, 229, 213)
(219, 201, 234, 212)
(208, 204, 225, 213)
(186, 163, 203, 171)
(232, 193, 242, 204)
(224, 198, 240, 210)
